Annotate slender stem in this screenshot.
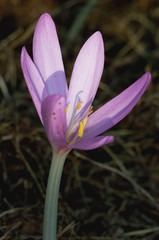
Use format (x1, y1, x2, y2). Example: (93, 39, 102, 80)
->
(43, 151, 69, 240)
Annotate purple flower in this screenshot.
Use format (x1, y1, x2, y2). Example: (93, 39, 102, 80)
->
(21, 13, 151, 154)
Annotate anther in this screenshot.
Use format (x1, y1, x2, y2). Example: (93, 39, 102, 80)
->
(83, 116, 88, 127)
(65, 105, 70, 113)
(76, 101, 83, 110)
(78, 122, 84, 137)
(88, 105, 93, 115)
(78, 116, 88, 137)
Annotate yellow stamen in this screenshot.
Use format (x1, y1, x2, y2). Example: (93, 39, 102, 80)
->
(65, 105, 70, 113)
(66, 100, 93, 142)
(83, 116, 88, 127)
(76, 101, 83, 110)
(78, 122, 84, 137)
(78, 116, 88, 137)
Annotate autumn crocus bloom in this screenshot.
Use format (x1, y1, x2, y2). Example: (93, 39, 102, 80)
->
(21, 13, 151, 240)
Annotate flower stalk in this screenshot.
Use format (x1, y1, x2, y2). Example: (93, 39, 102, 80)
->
(43, 151, 69, 240)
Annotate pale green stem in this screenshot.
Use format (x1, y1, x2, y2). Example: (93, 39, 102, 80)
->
(43, 151, 69, 240)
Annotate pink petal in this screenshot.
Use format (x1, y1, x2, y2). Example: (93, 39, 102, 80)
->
(67, 31, 104, 124)
(41, 94, 67, 151)
(33, 13, 68, 97)
(21, 47, 48, 122)
(84, 72, 151, 138)
(70, 136, 114, 150)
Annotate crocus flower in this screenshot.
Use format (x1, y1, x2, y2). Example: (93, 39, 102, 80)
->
(21, 13, 151, 240)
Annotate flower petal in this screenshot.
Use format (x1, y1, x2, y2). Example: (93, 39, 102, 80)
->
(84, 72, 151, 138)
(33, 13, 68, 97)
(41, 94, 67, 151)
(21, 47, 48, 122)
(67, 31, 104, 124)
(70, 136, 114, 150)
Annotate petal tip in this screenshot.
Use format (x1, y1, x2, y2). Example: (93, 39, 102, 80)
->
(21, 47, 30, 66)
(33, 13, 55, 44)
(108, 135, 115, 143)
(92, 31, 103, 42)
(21, 46, 27, 57)
(94, 30, 102, 36)
(146, 72, 151, 83)
(21, 46, 27, 67)
(92, 31, 104, 56)
(141, 72, 151, 89)
(38, 12, 52, 21)
(36, 12, 55, 28)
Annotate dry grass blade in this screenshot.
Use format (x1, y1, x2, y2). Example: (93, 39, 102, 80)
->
(74, 151, 159, 209)
(15, 140, 45, 199)
(123, 226, 159, 237)
(0, 221, 21, 240)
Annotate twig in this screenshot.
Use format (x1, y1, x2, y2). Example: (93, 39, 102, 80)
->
(0, 221, 21, 240)
(0, 207, 24, 218)
(0, 74, 10, 100)
(13, 134, 45, 198)
(16, 144, 45, 198)
(58, 221, 76, 238)
(123, 226, 159, 237)
(74, 151, 159, 209)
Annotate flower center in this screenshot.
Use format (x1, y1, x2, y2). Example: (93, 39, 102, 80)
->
(65, 101, 93, 144)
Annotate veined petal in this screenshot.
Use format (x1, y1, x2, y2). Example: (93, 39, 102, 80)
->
(33, 13, 68, 97)
(67, 31, 104, 124)
(21, 47, 48, 122)
(84, 72, 151, 138)
(41, 94, 67, 151)
(70, 136, 114, 150)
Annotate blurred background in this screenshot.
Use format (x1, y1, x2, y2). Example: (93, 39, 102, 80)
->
(0, 0, 159, 239)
